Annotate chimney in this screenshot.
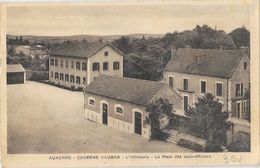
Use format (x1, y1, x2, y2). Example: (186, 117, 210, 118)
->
(171, 45, 177, 59)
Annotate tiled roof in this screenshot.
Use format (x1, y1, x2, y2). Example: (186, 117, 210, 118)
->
(50, 42, 124, 58)
(84, 75, 166, 106)
(164, 48, 246, 78)
(7, 64, 25, 73)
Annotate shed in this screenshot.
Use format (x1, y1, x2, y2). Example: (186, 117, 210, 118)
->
(7, 64, 26, 84)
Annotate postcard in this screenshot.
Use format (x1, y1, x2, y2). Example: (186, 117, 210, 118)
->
(1, 0, 259, 167)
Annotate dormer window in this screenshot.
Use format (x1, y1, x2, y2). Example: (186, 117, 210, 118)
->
(104, 51, 108, 56)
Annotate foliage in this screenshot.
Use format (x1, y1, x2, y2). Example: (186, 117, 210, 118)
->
(144, 98, 174, 140)
(228, 140, 250, 152)
(185, 93, 231, 148)
(204, 141, 223, 152)
(177, 138, 204, 152)
(229, 26, 250, 48)
(7, 36, 30, 45)
(244, 88, 251, 122)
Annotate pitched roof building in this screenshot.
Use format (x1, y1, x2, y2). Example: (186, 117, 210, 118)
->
(84, 75, 183, 139)
(49, 42, 124, 89)
(164, 47, 250, 145)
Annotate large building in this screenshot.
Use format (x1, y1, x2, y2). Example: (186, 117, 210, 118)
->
(164, 47, 250, 144)
(83, 75, 182, 139)
(49, 42, 124, 89)
(7, 64, 26, 84)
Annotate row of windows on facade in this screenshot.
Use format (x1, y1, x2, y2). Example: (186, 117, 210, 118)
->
(50, 59, 120, 71)
(50, 72, 86, 85)
(168, 77, 245, 97)
(88, 98, 124, 114)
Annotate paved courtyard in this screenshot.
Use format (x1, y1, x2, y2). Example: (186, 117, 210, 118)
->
(7, 81, 192, 154)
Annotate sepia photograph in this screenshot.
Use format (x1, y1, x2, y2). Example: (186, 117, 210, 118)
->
(1, 0, 259, 167)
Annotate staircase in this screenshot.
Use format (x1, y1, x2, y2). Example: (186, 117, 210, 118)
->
(166, 133, 180, 144)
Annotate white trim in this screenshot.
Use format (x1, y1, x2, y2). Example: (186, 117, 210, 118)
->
(199, 79, 207, 94)
(215, 81, 223, 98)
(114, 104, 124, 116)
(132, 108, 143, 136)
(88, 96, 95, 107)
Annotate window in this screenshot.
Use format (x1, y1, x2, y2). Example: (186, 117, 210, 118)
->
(50, 72, 53, 78)
(169, 76, 174, 88)
(103, 62, 109, 71)
(216, 82, 223, 97)
(82, 62, 87, 71)
(88, 98, 95, 107)
(54, 59, 58, 66)
(200, 80, 206, 94)
(83, 77, 86, 85)
(70, 75, 75, 83)
(55, 72, 59, 79)
(237, 102, 241, 118)
(236, 83, 243, 97)
(183, 95, 189, 112)
(71, 61, 74, 69)
(76, 76, 81, 84)
(244, 62, 247, 70)
(113, 61, 120, 70)
(60, 60, 64, 67)
(104, 51, 108, 56)
(76, 62, 81, 70)
(65, 74, 69, 82)
(50, 59, 54, 66)
(60, 73, 64, 81)
(183, 78, 188, 90)
(115, 105, 124, 114)
(92, 62, 100, 71)
(65, 60, 69, 68)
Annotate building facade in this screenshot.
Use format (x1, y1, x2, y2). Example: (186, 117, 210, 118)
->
(49, 42, 124, 89)
(164, 47, 250, 145)
(83, 75, 182, 139)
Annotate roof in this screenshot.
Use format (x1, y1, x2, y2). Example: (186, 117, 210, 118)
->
(50, 42, 124, 58)
(164, 48, 246, 78)
(84, 75, 166, 106)
(7, 64, 26, 73)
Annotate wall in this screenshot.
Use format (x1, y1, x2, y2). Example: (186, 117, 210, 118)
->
(7, 72, 25, 84)
(84, 92, 150, 139)
(164, 71, 228, 111)
(49, 55, 87, 89)
(87, 45, 123, 84)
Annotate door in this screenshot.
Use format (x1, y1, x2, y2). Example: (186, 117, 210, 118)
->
(134, 112, 142, 135)
(102, 103, 108, 125)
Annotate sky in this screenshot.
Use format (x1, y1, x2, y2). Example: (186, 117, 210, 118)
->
(7, 4, 250, 36)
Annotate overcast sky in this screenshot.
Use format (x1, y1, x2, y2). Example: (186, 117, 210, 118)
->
(7, 4, 250, 36)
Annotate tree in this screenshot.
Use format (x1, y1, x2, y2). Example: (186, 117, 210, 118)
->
(144, 98, 174, 140)
(244, 88, 250, 122)
(112, 36, 132, 55)
(185, 93, 231, 147)
(229, 26, 250, 48)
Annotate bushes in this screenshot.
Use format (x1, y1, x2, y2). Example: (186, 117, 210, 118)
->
(204, 141, 223, 152)
(228, 141, 250, 152)
(177, 139, 204, 152)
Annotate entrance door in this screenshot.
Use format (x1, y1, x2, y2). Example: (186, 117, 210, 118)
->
(134, 112, 142, 135)
(102, 103, 108, 125)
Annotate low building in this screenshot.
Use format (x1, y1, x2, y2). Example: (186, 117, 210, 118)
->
(7, 64, 26, 84)
(49, 42, 124, 89)
(164, 47, 250, 145)
(83, 75, 183, 139)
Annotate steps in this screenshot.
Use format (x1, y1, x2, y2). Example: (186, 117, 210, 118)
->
(166, 134, 179, 144)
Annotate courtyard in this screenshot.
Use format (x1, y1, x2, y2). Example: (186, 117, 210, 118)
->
(7, 81, 192, 153)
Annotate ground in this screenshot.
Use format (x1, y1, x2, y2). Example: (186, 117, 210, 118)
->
(7, 81, 192, 153)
